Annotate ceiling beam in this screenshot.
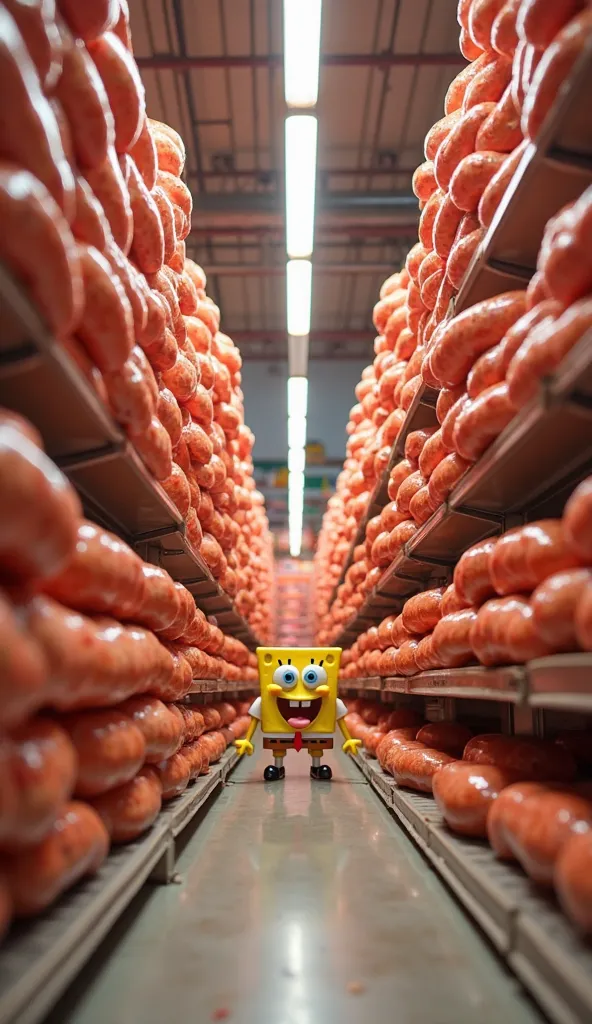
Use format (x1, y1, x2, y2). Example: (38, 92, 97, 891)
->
(188, 222, 417, 239)
(231, 330, 371, 343)
(191, 166, 417, 180)
(137, 52, 464, 71)
(190, 191, 418, 232)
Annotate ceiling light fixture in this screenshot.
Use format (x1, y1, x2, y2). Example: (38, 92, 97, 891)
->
(283, 0, 322, 108)
(285, 114, 318, 258)
(286, 259, 312, 336)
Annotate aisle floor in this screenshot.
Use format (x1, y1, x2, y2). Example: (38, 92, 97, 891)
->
(49, 749, 544, 1024)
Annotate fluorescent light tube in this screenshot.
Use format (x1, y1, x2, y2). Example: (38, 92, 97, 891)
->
(288, 413, 307, 450)
(285, 115, 317, 258)
(288, 446, 306, 474)
(287, 375, 308, 417)
(283, 0, 322, 108)
(286, 259, 312, 336)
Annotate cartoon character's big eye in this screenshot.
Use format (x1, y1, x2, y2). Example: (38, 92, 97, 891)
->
(272, 665, 299, 689)
(302, 664, 328, 689)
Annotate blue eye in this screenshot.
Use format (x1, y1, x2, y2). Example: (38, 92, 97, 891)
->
(303, 664, 327, 688)
(272, 665, 299, 688)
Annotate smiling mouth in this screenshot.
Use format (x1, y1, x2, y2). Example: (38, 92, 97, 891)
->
(276, 697, 323, 729)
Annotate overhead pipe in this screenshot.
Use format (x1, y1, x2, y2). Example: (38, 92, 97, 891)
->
(137, 52, 463, 70)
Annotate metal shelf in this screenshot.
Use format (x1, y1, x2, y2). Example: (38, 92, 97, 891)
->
(0, 747, 238, 1024)
(342, 655, 592, 712)
(356, 751, 592, 1024)
(187, 679, 258, 695)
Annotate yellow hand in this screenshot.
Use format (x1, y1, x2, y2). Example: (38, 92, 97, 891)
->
(235, 738, 254, 757)
(342, 738, 361, 757)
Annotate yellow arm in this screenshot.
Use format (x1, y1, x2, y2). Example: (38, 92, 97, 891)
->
(235, 716, 258, 756)
(338, 716, 361, 757)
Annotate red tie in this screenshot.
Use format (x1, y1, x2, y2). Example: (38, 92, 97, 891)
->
(294, 731, 303, 752)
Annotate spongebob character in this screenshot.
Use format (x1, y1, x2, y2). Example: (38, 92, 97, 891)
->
(234, 647, 361, 781)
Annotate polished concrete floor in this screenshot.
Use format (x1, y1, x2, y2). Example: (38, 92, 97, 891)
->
(48, 749, 544, 1024)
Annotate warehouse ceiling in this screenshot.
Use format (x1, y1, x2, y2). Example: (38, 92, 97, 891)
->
(130, 0, 463, 360)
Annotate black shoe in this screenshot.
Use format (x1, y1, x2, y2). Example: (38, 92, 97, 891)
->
(310, 765, 332, 781)
(264, 765, 285, 782)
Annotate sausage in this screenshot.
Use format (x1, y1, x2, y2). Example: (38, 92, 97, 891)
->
(433, 192, 465, 259)
(409, 485, 437, 525)
(151, 127, 185, 177)
(431, 608, 478, 667)
(418, 429, 447, 479)
(56, 31, 115, 171)
(427, 452, 473, 507)
(475, 84, 523, 151)
(522, 11, 592, 140)
(417, 721, 474, 758)
(394, 640, 421, 677)
(531, 569, 592, 651)
(0, 420, 80, 585)
(87, 31, 144, 153)
(4, 0, 63, 88)
(468, 0, 507, 50)
(161, 463, 192, 517)
(0, 166, 82, 339)
(486, 780, 548, 858)
(517, 0, 589, 50)
(441, 583, 470, 616)
(507, 298, 592, 408)
(463, 56, 512, 110)
(434, 102, 495, 190)
(471, 594, 555, 665)
(78, 243, 134, 372)
(2, 801, 109, 914)
(446, 228, 483, 290)
(129, 414, 173, 481)
(1, 720, 77, 850)
(154, 750, 191, 799)
(418, 188, 445, 250)
(564, 477, 592, 562)
(87, 151, 133, 257)
(182, 739, 207, 779)
(413, 634, 441, 671)
(429, 290, 527, 386)
(60, 709, 145, 799)
(0, 592, 49, 730)
(406, 242, 428, 284)
(412, 161, 437, 201)
(128, 157, 164, 274)
(449, 150, 507, 213)
(387, 459, 414, 502)
(119, 696, 184, 762)
(402, 588, 445, 634)
(433, 761, 518, 837)
(489, 520, 581, 596)
(463, 733, 577, 781)
(452, 382, 515, 461)
(425, 111, 462, 159)
(477, 141, 526, 228)
(405, 426, 438, 467)
(72, 176, 109, 251)
(511, 789, 592, 884)
(436, 384, 466, 425)
(466, 298, 561, 397)
(376, 727, 421, 768)
(460, 26, 484, 60)
(454, 538, 497, 605)
(445, 54, 496, 114)
(57, 0, 119, 41)
(491, 0, 521, 57)
(377, 615, 396, 651)
(555, 831, 592, 935)
(90, 766, 162, 842)
(44, 521, 145, 620)
(389, 745, 456, 793)
(129, 116, 158, 190)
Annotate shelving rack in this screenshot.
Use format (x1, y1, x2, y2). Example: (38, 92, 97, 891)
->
(0, 265, 261, 649)
(354, 748, 592, 1024)
(330, 38, 592, 649)
(0, 747, 240, 1024)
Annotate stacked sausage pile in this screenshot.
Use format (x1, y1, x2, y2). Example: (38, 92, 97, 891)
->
(346, 700, 592, 935)
(0, 409, 256, 936)
(340, 475, 592, 678)
(0, 0, 272, 639)
(315, 0, 592, 644)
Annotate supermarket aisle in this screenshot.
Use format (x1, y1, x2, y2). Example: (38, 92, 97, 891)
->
(49, 751, 543, 1024)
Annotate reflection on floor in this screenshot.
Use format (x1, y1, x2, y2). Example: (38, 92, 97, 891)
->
(47, 748, 543, 1024)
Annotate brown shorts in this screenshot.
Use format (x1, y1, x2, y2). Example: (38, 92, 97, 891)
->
(263, 737, 334, 751)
